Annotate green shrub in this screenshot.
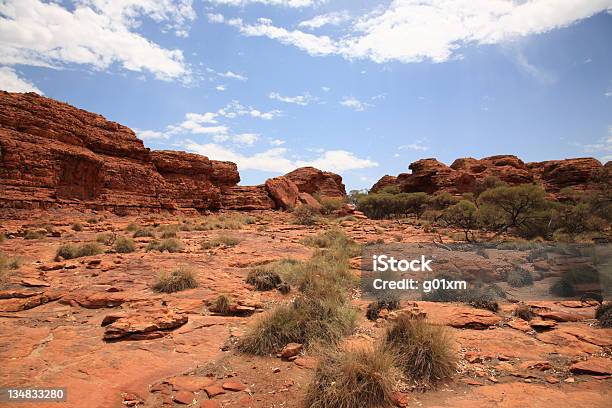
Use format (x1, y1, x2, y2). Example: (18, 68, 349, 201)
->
(357, 192, 430, 219)
(441, 200, 480, 241)
(429, 191, 459, 210)
(133, 228, 155, 238)
(320, 198, 343, 215)
(293, 204, 319, 225)
(146, 238, 182, 253)
(160, 230, 177, 239)
(71, 223, 83, 232)
(506, 267, 534, 288)
(304, 347, 396, 408)
(153, 266, 198, 293)
(114, 236, 135, 253)
(384, 316, 456, 385)
(24, 230, 45, 240)
(55, 242, 102, 260)
(550, 264, 600, 297)
(201, 235, 242, 249)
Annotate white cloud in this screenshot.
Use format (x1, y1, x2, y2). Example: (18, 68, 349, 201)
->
(0, 0, 192, 80)
(216, 85, 226, 91)
(135, 128, 169, 140)
(0, 67, 42, 93)
(398, 142, 429, 151)
(573, 127, 612, 162)
(339, 96, 372, 111)
(321, 86, 331, 92)
(269, 91, 316, 105)
(184, 140, 377, 173)
(218, 71, 248, 81)
(209, 14, 337, 57)
(233, 133, 259, 145)
(298, 11, 350, 30)
(206, 0, 326, 8)
(212, 1, 612, 64)
(605, 91, 612, 97)
(269, 139, 286, 146)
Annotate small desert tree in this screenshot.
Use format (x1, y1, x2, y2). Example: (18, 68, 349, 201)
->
(442, 200, 479, 241)
(478, 184, 549, 235)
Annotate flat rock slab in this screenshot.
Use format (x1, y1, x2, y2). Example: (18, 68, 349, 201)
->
(103, 309, 188, 341)
(447, 309, 502, 329)
(570, 358, 612, 375)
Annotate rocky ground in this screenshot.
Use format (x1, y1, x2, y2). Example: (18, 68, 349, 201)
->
(0, 209, 610, 408)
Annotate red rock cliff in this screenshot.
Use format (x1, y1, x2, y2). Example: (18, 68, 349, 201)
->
(0, 92, 243, 212)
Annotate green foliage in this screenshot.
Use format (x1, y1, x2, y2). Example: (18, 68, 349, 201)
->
(429, 191, 459, 210)
(474, 176, 507, 197)
(441, 200, 479, 241)
(319, 197, 344, 215)
(304, 347, 396, 408)
(293, 204, 320, 225)
(357, 192, 430, 219)
(56, 242, 102, 260)
(114, 236, 135, 253)
(384, 316, 456, 385)
(153, 266, 198, 293)
(478, 184, 549, 237)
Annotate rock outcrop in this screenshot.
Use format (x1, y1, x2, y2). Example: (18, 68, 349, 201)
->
(372, 155, 606, 195)
(0, 92, 347, 213)
(284, 167, 346, 198)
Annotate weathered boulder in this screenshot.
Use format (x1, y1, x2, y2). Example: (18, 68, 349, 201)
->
(265, 176, 300, 210)
(284, 167, 346, 198)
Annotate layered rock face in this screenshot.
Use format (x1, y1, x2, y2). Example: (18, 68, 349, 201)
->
(372, 155, 606, 195)
(0, 92, 244, 212)
(0, 92, 347, 213)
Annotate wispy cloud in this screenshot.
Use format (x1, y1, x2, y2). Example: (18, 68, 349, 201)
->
(269, 91, 317, 106)
(339, 96, 372, 111)
(398, 142, 429, 151)
(0, 66, 42, 93)
(298, 11, 350, 30)
(218, 71, 248, 81)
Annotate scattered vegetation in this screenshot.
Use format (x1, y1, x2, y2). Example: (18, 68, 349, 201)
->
(506, 267, 534, 288)
(357, 192, 429, 219)
(96, 233, 115, 245)
(24, 229, 45, 240)
(153, 266, 198, 293)
(55, 242, 103, 260)
(114, 236, 136, 253)
(197, 214, 255, 230)
(246, 268, 283, 291)
(146, 238, 183, 253)
(201, 235, 242, 249)
(513, 303, 535, 321)
(595, 303, 612, 328)
(237, 230, 359, 355)
(211, 294, 231, 315)
(319, 197, 343, 215)
(549, 264, 600, 297)
(125, 222, 139, 232)
(293, 204, 319, 225)
(0, 252, 21, 285)
(71, 222, 83, 232)
(304, 347, 396, 408)
(383, 316, 456, 385)
(366, 293, 401, 321)
(133, 228, 155, 238)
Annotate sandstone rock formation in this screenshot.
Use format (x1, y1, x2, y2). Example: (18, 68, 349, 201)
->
(0, 92, 346, 212)
(284, 166, 346, 198)
(372, 155, 607, 195)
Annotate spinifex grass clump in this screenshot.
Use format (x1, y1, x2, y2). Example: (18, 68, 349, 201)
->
(24, 229, 45, 240)
(506, 266, 534, 288)
(237, 230, 359, 355)
(293, 204, 320, 225)
(197, 214, 255, 231)
(114, 236, 136, 253)
(201, 235, 242, 249)
(55, 242, 103, 260)
(211, 294, 232, 315)
(146, 238, 183, 253)
(246, 268, 283, 291)
(236, 295, 356, 355)
(133, 228, 155, 238)
(383, 315, 456, 386)
(153, 266, 198, 293)
(0, 252, 20, 285)
(304, 346, 396, 408)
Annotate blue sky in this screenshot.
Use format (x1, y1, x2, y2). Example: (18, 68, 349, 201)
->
(1, 1, 611, 190)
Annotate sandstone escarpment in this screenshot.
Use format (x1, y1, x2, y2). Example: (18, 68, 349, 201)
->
(372, 155, 607, 195)
(0, 92, 247, 212)
(0, 92, 349, 213)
